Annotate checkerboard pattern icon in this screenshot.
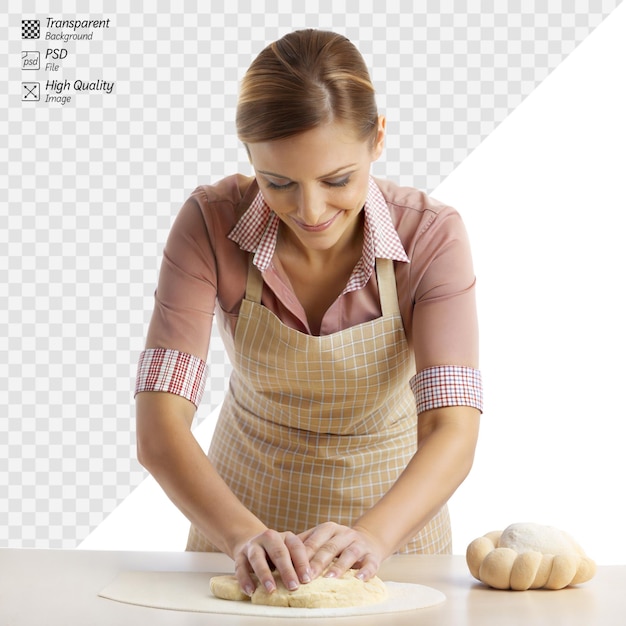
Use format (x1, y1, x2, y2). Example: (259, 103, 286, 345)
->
(21, 19, 40, 39)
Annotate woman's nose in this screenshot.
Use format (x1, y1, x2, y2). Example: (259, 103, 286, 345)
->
(296, 187, 325, 225)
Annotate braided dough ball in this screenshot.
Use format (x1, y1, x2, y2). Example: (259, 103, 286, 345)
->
(466, 523, 596, 590)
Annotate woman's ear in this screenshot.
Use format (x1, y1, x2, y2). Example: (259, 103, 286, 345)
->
(371, 115, 386, 160)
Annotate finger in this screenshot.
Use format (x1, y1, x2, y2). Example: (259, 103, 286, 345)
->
(299, 522, 340, 568)
(297, 527, 315, 557)
(284, 532, 312, 584)
(325, 543, 380, 581)
(354, 554, 380, 582)
(234, 555, 257, 597)
(244, 533, 280, 593)
(323, 543, 361, 579)
(309, 536, 355, 579)
(261, 531, 303, 591)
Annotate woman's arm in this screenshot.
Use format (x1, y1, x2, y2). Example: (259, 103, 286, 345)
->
(355, 404, 480, 556)
(354, 406, 480, 555)
(135, 391, 311, 594)
(136, 391, 266, 554)
(299, 404, 480, 580)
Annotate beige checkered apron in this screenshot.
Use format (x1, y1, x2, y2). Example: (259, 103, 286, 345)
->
(187, 257, 451, 554)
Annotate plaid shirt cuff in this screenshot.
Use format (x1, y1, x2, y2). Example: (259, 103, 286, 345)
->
(135, 348, 207, 408)
(410, 366, 483, 414)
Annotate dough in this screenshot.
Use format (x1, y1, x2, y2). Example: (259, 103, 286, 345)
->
(209, 574, 249, 602)
(210, 569, 388, 608)
(466, 523, 596, 591)
(499, 522, 584, 556)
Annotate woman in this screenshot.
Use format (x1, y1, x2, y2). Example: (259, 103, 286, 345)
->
(135, 29, 482, 597)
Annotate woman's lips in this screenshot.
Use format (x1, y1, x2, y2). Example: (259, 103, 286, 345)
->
(293, 212, 340, 232)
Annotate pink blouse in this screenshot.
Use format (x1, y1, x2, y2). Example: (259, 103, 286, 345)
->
(136, 174, 482, 413)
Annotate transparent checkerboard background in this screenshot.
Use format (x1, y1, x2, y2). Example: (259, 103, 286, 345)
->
(1, 0, 622, 548)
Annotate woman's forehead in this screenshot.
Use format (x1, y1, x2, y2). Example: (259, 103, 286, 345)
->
(247, 121, 372, 177)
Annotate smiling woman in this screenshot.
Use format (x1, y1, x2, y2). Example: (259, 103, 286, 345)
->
(251, 123, 377, 241)
(135, 28, 482, 601)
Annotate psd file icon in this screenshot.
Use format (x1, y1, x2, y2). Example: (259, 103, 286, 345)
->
(22, 82, 40, 101)
(22, 19, 40, 39)
(22, 51, 40, 70)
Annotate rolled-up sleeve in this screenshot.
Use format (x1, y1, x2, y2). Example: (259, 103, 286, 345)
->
(407, 206, 482, 413)
(135, 348, 208, 407)
(135, 187, 219, 405)
(410, 365, 483, 414)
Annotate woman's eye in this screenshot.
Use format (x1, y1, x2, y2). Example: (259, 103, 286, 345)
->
(324, 178, 350, 188)
(266, 181, 294, 190)
(265, 177, 350, 190)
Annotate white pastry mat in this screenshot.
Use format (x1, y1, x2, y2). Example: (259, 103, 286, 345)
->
(99, 571, 445, 617)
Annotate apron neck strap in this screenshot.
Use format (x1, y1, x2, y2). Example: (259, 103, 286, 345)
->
(375, 258, 400, 317)
(245, 254, 264, 303)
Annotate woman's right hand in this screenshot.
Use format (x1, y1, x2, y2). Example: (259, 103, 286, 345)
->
(234, 529, 313, 597)
(137, 393, 310, 595)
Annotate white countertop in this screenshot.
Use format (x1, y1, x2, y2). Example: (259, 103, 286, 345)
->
(1, 548, 624, 625)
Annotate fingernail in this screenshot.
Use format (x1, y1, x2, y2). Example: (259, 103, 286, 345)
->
(301, 571, 311, 584)
(264, 580, 275, 593)
(288, 580, 298, 590)
(324, 570, 336, 578)
(244, 584, 255, 597)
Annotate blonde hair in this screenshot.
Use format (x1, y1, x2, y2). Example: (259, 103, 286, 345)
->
(236, 29, 378, 145)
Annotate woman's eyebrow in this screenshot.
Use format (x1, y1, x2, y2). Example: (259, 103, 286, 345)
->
(257, 164, 358, 181)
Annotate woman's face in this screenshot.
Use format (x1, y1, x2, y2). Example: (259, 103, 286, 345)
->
(247, 118, 385, 255)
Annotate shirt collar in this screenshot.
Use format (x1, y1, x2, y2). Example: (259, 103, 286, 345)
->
(228, 176, 409, 291)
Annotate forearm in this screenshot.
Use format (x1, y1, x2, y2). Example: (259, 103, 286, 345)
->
(136, 392, 266, 556)
(353, 405, 480, 556)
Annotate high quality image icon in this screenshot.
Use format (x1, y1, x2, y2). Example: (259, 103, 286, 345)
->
(22, 82, 40, 101)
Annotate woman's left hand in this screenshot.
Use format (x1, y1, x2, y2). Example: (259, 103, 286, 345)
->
(297, 522, 385, 582)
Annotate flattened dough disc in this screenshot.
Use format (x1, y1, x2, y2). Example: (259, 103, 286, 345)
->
(99, 571, 445, 617)
(210, 569, 388, 608)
